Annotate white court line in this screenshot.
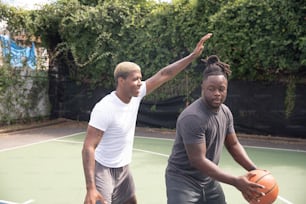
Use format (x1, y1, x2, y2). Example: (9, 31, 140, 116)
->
(53, 140, 169, 158)
(244, 145, 306, 153)
(22, 200, 35, 204)
(0, 132, 86, 152)
(133, 148, 169, 157)
(0, 200, 34, 204)
(1, 133, 304, 153)
(53, 139, 83, 144)
(277, 196, 294, 204)
(136, 136, 306, 153)
(135, 136, 174, 141)
(0, 200, 18, 204)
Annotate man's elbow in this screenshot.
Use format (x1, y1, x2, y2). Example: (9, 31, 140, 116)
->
(81, 146, 87, 159)
(189, 157, 205, 169)
(82, 144, 94, 158)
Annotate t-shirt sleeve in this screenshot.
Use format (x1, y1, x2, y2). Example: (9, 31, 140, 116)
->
(88, 104, 111, 131)
(177, 115, 206, 145)
(226, 108, 235, 135)
(140, 81, 147, 98)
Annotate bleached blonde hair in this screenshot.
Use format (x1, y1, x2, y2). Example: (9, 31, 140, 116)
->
(114, 61, 141, 83)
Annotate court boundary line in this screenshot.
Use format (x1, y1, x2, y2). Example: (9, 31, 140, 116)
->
(1, 132, 304, 153)
(0, 134, 294, 204)
(0, 132, 86, 152)
(244, 144, 306, 153)
(133, 148, 169, 157)
(135, 136, 174, 141)
(51, 140, 170, 158)
(0, 199, 34, 204)
(277, 196, 293, 204)
(136, 136, 306, 153)
(53, 139, 83, 144)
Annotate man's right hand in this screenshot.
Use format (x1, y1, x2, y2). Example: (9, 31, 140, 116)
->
(191, 33, 213, 58)
(84, 189, 107, 204)
(234, 174, 265, 203)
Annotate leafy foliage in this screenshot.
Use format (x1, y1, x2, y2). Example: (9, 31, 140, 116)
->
(209, 0, 306, 80)
(1, 0, 305, 96)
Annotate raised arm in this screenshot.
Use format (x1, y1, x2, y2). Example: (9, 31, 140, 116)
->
(145, 33, 212, 95)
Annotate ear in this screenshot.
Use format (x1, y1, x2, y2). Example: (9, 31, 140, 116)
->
(118, 76, 124, 83)
(201, 83, 205, 97)
(201, 80, 205, 88)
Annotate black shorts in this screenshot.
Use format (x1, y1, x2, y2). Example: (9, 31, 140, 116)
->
(166, 172, 226, 204)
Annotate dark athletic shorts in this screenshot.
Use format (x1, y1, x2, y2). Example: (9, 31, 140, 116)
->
(95, 161, 136, 204)
(166, 172, 226, 204)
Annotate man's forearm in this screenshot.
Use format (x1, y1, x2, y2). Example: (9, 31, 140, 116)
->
(145, 33, 212, 95)
(82, 147, 97, 190)
(145, 53, 197, 95)
(160, 53, 197, 79)
(230, 143, 257, 171)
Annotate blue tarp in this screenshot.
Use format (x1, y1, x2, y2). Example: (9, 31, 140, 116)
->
(0, 34, 36, 69)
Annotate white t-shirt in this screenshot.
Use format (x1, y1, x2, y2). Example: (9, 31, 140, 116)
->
(89, 82, 146, 168)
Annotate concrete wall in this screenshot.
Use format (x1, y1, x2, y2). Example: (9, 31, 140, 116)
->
(0, 68, 50, 124)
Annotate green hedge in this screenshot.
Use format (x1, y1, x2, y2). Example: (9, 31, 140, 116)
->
(1, 0, 305, 96)
(209, 0, 306, 81)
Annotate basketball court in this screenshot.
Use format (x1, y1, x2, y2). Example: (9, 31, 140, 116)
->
(0, 120, 305, 204)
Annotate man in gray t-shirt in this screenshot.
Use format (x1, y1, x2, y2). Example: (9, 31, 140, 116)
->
(166, 55, 264, 204)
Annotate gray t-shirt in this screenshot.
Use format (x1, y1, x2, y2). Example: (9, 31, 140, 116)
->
(167, 98, 235, 185)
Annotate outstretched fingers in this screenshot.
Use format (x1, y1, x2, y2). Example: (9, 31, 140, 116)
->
(200, 33, 213, 44)
(193, 33, 213, 56)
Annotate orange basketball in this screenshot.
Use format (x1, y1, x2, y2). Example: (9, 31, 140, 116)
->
(248, 169, 279, 204)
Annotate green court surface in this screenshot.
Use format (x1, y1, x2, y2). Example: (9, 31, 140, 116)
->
(0, 132, 305, 204)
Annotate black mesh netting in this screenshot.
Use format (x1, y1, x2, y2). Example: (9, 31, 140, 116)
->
(49, 79, 306, 138)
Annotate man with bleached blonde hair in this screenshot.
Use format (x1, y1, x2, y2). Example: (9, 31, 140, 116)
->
(82, 33, 213, 204)
(114, 61, 141, 84)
